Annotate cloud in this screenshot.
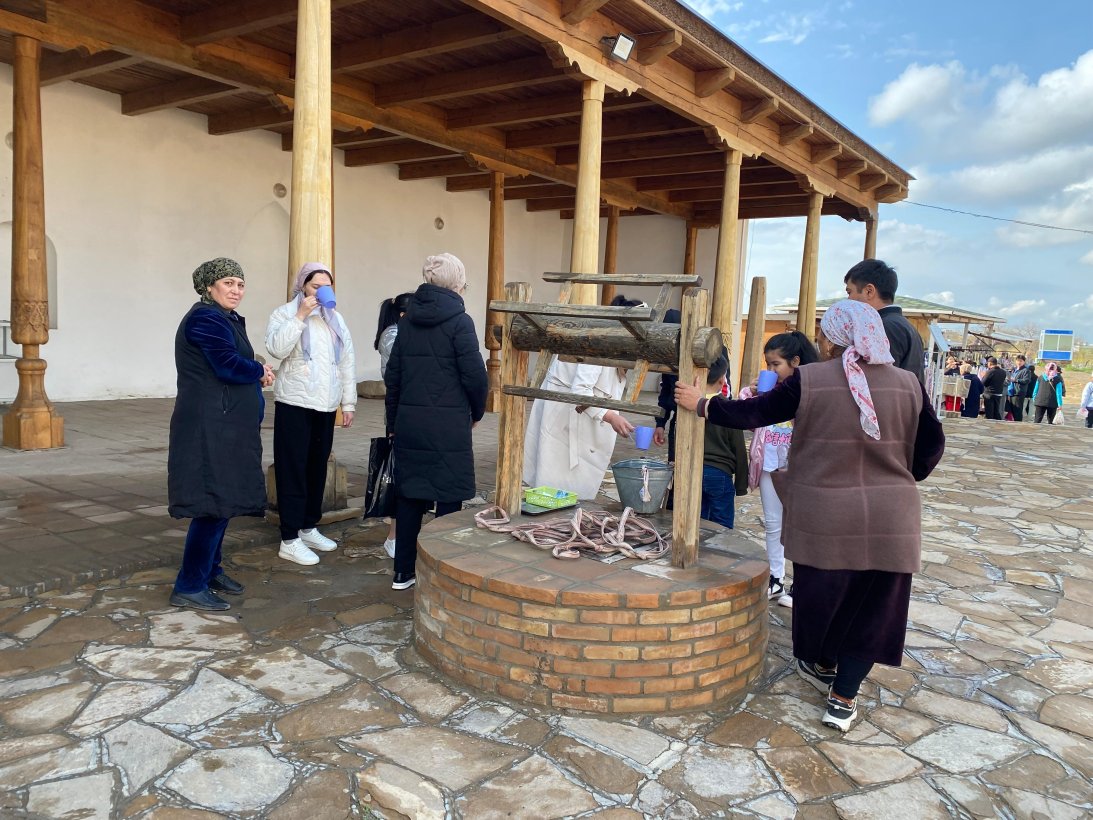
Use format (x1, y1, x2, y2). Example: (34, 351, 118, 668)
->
(925, 291, 956, 305)
(758, 13, 815, 45)
(685, 0, 745, 20)
(939, 147, 1093, 206)
(1082, 249, 1093, 266)
(998, 176, 1093, 248)
(995, 299, 1047, 317)
(868, 61, 979, 130)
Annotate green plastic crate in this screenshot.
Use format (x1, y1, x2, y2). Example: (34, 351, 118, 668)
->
(523, 486, 578, 509)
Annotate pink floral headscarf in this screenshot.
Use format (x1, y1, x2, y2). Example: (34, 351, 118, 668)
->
(292, 262, 347, 364)
(819, 300, 894, 441)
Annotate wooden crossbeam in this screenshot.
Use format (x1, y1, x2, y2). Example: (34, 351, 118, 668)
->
(836, 158, 868, 179)
(634, 29, 683, 66)
(542, 272, 700, 286)
(875, 183, 904, 201)
(526, 196, 579, 212)
(695, 199, 862, 221)
(40, 49, 139, 86)
(506, 111, 695, 150)
(122, 76, 239, 115)
(446, 174, 551, 191)
(601, 154, 727, 179)
(376, 56, 560, 106)
(740, 96, 778, 124)
(333, 13, 521, 72)
(398, 156, 478, 180)
(670, 182, 804, 203)
(555, 133, 716, 166)
(489, 302, 654, 321)
(694, 67, 736, 98)
(503, 386, 662, 419)
(503, 183, 574, 200)
(181, 0, 364, 45)
(560, 0, 610, 24)
(207, 103, 292, 135)
(858, 172, 887, 192)
(779, 122, 814, 146)
(344, 140, 457, 166)
(446, 92, 649, 130)
(810, 143, 842, 163)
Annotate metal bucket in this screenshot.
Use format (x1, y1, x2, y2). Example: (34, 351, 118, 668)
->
(610, 458, 674, 514)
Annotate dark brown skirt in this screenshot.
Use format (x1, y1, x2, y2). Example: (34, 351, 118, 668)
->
(791, 563, 912, 668)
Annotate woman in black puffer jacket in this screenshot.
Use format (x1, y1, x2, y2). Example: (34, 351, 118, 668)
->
(384, 253, 488, 590)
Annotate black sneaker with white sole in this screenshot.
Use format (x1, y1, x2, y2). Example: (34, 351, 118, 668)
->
(391, 572, 416, 590)
(796, 659, 836, 694)
(822, 692, 858, 732)
(767, 575, 786, 601)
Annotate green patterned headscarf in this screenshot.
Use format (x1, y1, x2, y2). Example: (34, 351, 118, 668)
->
(193, 258, 244, 304)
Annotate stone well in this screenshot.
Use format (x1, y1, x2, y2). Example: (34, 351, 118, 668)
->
(414, 505, 770, 715)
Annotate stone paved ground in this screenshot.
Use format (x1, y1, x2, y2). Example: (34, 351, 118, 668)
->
(1, 402, 1092, 818)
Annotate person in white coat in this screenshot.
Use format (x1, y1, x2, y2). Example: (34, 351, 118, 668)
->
(266, 262, 357, 565)
(523, 295, 648, 502)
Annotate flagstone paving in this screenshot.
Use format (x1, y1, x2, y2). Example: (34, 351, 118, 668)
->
(1, 402, 1092, 817)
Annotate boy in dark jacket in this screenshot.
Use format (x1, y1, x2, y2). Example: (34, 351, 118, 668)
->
(700, 353, 749, 528)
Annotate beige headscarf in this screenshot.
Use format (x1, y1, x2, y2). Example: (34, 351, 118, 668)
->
(422, 253, 466, 292)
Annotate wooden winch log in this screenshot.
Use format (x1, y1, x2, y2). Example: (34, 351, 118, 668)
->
(499, 316, 723, 369)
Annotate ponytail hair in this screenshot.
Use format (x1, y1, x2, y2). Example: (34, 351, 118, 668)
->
(764, 330, 819, 367)
(374, 292, 412, 350)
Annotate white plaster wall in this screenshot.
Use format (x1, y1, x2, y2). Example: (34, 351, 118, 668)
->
(0, 66, 718, 402)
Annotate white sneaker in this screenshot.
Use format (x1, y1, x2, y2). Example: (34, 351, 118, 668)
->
(279, 538, 319, 566)
(299, 528, 337, 552)
(383, 538, 396, 559)
(777, 591, 793, 608)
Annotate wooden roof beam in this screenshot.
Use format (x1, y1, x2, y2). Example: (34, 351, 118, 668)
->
(810, 143, 842, 163)
(779, 122, 813, 146)
(875, 183, 904, 202)
(740, 96, 778, 124)
(602, 154, 727, 179)
(694, 67, 735, 98)
(345, 140, 458, 166)
(40, 49, 140, 86)
(398, 157, 481, 180)
(555, 132, 715, 165)
(504, 183, 575, 200)
(181, 0, 364, 45)
(561, 0, 609, 24)
(669, 181, 804, 202)
(836, 158, 868, 179)
(376, 56, 562, 106)
(634, 30, 683, 66)
(122, 76, 239, 115)
(858, 172, 887, 192)
(526, 196, 579, 212)
(448, 91, 649, 130)
(445, 174, 552, 191)
(507, 111, 696, 149)
(333, 13, 521, 73)
(207, 101, 293, 134)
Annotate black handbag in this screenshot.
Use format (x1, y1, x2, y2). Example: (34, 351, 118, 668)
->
(363, 437, 396, 519)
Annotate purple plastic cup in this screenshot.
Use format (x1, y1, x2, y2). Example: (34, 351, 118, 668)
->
(315, 284, 336, 309)
(632, 426, 654, 450)
(757, 370, 778, 393)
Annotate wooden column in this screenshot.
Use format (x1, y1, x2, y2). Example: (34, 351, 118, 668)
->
(711, 148, 742, 358)
(3, 36, 63, 450)
(569, 79, 605, 306)
(485, 171, 505, 412)
(599, 204, 620, 305)
(740, 276, 767, 391)
(864, 214, 878, 259)
(682, 222, 699, 276)
(494, 282, 531, 514)
(795, 190, 823, 341)
(672, 287, 709, 568)
(287, 0, 332, 293)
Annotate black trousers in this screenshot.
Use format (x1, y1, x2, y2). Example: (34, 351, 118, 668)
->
(1034, 406, 1057, 424)
(274, 402, 336, 540)
(983, 394, 1004, 420)
(394, 495, 461, 575)
(1009, 396, 1024, 422)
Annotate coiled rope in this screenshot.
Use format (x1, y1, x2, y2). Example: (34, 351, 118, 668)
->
(473, 505, 670, 561)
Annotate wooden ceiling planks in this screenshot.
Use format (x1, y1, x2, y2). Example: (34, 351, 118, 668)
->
(0, 0, 909, 218)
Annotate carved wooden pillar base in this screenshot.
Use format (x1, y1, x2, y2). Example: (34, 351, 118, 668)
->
(3, 353, 64, 450)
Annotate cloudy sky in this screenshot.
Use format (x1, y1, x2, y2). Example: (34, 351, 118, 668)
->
(686, 0, 1093, 342)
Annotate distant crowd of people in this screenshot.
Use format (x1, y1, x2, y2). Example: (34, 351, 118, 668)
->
(943, 353, 1089, 426)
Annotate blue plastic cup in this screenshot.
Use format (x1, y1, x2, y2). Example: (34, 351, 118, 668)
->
(632, 425, 654, 450)
(315, 284, 336, 309)
(757, 370, 778, 393)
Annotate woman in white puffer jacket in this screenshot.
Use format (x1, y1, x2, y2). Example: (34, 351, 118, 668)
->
(266, 262, 357, 566)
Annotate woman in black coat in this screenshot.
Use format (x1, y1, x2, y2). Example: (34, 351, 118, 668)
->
(168, 258, 274, 611)
(384, 253, 488, 590)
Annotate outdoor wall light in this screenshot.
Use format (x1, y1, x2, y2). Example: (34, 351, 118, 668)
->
(601, 33, 635, 63)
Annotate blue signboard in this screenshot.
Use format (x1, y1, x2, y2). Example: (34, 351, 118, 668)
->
(1039, 329, 1074, 362)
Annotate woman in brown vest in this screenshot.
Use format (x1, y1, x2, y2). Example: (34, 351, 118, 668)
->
(676, 300, 945, 732)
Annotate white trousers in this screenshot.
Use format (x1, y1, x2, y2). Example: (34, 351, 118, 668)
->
(758, 471, 786, 579)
